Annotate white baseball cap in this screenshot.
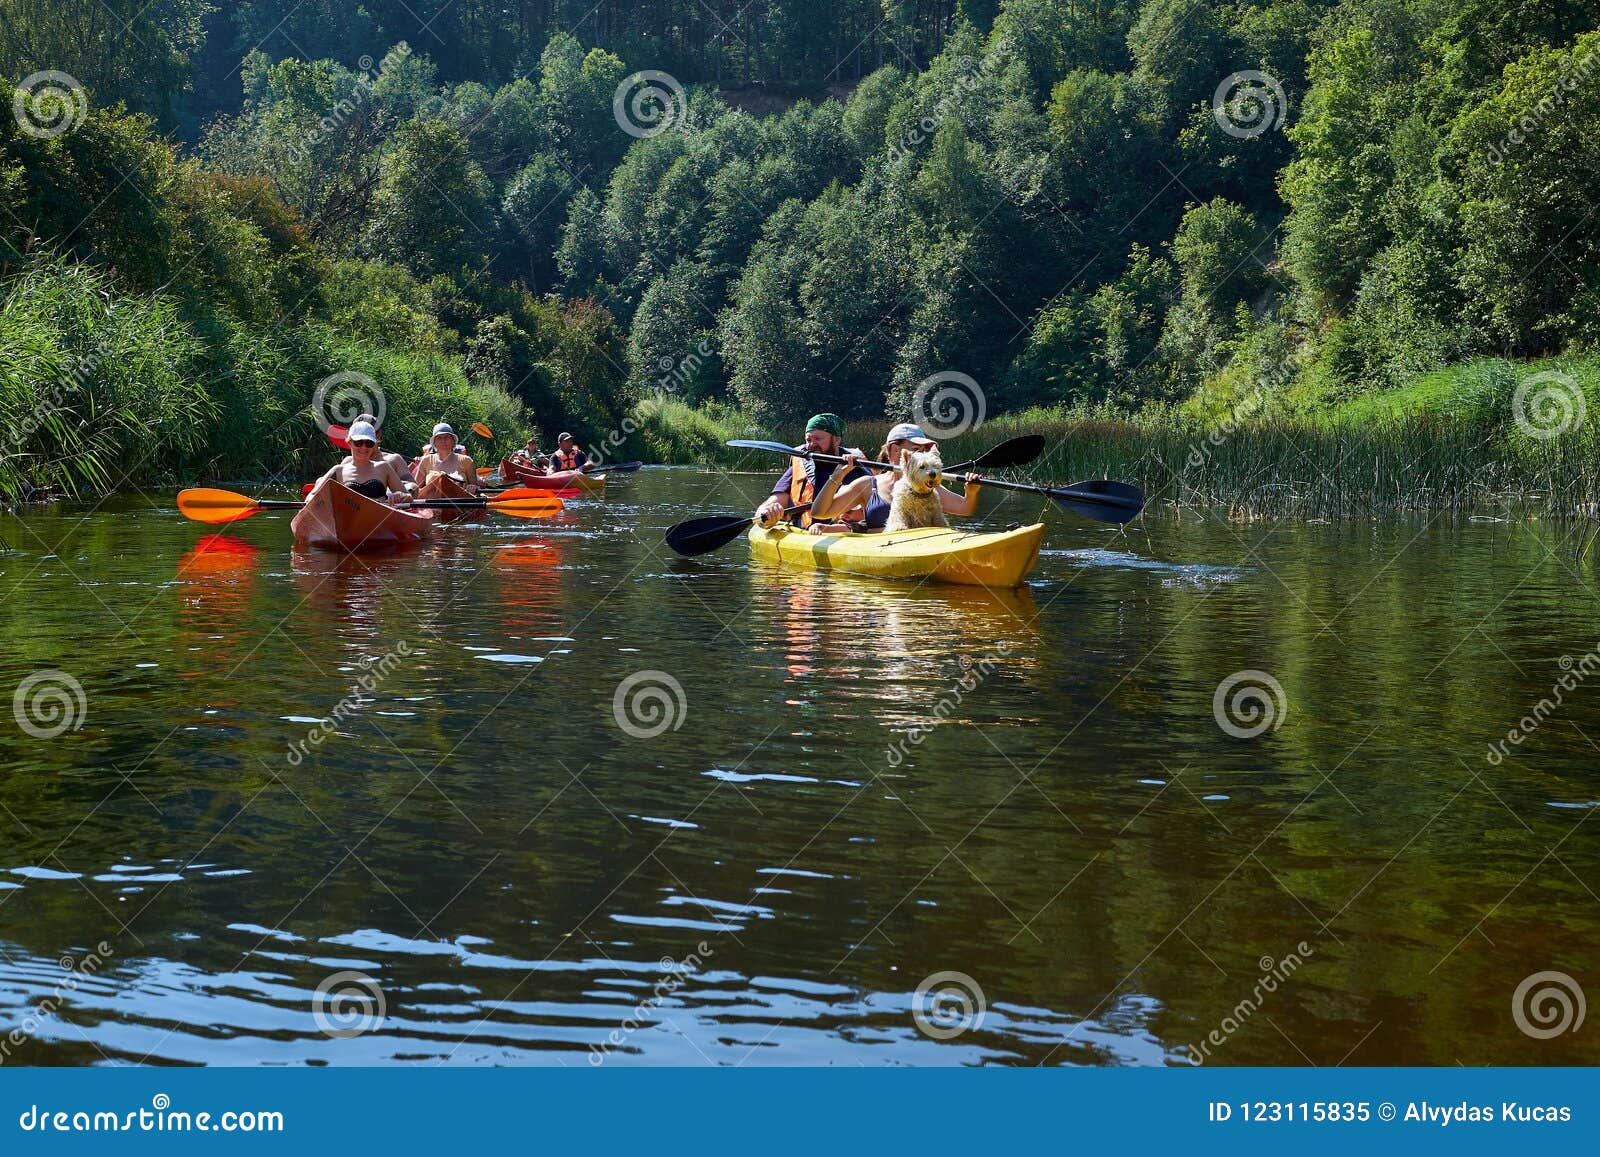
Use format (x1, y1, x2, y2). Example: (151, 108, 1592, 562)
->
(885, 422, 935, 446)
(348, 421, 379, 443)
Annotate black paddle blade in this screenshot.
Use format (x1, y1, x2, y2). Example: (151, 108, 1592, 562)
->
(725, 439, 799, 456)
(664, 514, 756, 557)
(964, 434, 1046, 471)
(1045, 479, 1146, 525)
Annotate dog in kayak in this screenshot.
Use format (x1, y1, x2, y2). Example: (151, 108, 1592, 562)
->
(884, 446, 949, 532)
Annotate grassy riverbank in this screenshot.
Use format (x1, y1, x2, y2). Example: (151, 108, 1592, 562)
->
(666, 355, 1600, 519)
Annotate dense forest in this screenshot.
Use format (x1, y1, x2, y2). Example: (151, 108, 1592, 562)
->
(2, 0, 1599, 499)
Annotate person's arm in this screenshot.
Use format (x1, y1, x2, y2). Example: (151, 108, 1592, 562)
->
(411, 455, 431, 485)
(459, 455, 479, 493)
(756, 467, 793, 527)
(938, 473, 982, 517)
(810, 455, 872, 520)
(385, 460, 417, 502)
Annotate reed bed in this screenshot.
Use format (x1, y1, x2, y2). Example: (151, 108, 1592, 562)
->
(700, 405, 1600, 520)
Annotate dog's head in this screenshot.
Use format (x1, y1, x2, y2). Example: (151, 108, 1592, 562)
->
(900, 447, 943, 494)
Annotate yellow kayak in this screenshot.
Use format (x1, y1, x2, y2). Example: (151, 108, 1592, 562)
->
(748, 522, 1044, 588)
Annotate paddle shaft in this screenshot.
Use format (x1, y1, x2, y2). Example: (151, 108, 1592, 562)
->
(777, 448, 1137, 513)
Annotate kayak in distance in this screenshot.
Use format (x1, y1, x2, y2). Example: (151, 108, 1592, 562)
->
(290, 480, 434, 551)
(747, 522, 1045, 588)
(499, 458, 607, 492)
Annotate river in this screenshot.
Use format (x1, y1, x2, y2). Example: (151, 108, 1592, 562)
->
(1, 468, 1595, 1065)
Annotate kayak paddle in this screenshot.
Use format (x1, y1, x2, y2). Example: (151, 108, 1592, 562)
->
(723, 439, 1144, 525)
(664, 505, 811, 557)
(946, 434, 1046, 472)
(325, 424, 350, 450)
(471, 422, 494, 440)
(177, 487, 565, 524)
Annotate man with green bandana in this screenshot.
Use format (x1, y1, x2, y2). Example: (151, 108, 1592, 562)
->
(754, 413, 874, 530)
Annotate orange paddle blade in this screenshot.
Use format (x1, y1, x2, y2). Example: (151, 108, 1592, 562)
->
(177, 488, 263, 524)
(485, 495, 565, 519)
(485, 487, 549, 502)
(471, 421, 494, 439)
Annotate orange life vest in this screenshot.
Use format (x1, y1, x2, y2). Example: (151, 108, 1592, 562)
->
(787, 455, 866, 529)
(551, 447, 582, 471)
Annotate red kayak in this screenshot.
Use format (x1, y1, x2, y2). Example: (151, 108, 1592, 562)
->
(498, 457, 605, 492)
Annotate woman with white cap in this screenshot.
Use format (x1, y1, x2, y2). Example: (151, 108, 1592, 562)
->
(806, 421, 982, 534)
(311, 420, 417, 503)
(411, 423, 480, 494)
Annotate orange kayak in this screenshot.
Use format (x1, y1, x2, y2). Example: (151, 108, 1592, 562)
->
(290, 480, 434, 550)
(416, 472, 482, 521)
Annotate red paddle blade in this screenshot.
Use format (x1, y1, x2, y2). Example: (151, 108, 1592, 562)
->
(301, 482, 316, 497)
(326, 424, 350, 449)
(176, 488, 264, 524)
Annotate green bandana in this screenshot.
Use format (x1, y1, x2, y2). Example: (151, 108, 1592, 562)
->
(805, 413, 844, 438)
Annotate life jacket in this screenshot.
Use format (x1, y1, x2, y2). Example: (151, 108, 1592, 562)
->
(551, 446, 582, 471)
(787, 454, 866, 529)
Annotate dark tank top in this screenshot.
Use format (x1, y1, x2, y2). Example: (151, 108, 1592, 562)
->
(863, 483, 891, 529)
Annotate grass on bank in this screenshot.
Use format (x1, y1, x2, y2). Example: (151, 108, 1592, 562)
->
(0, 258, 528, 502)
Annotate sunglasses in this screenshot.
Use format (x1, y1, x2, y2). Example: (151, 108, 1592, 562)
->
(351, 440, 377, 448)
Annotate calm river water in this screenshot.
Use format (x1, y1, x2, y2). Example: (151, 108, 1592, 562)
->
(1, 468, 1596, 1065)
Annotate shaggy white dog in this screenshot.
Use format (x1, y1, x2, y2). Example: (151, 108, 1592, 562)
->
(884, 446, 947, 532)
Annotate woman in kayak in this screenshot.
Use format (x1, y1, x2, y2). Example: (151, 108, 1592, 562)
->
(353, 412, 412, 476)
(312, 421, 416, 503)
(806, 422, 983, 534)
(411, 423, 480, 494)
